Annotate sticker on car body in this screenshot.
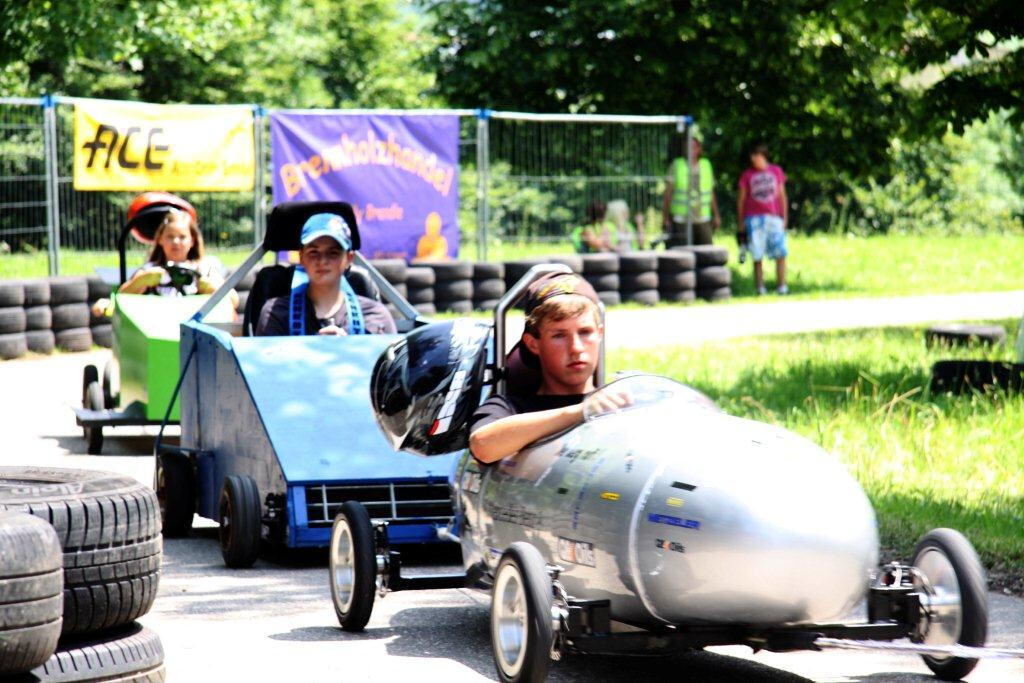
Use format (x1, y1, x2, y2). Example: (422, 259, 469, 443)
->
(647, 513, 700, 530)
(558, 537, 596, 567)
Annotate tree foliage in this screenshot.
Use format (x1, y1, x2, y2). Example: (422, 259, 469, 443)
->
(0, 0, 437, 107)
(422, 0, 1024, 230)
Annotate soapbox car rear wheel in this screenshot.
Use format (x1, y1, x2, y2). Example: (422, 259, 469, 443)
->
(491, 542, 555, 683)
(912, 528, 988, 681)
(218, 475, 261, 568)
(156, 452, 195, 537)
(81, 364, 103, 454)
(329, 501, 376, 632)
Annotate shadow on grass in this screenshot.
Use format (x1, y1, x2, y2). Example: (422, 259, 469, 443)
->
(729, 263, 850, 298)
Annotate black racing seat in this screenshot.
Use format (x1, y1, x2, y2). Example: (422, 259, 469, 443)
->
(242, 264, 381, 337)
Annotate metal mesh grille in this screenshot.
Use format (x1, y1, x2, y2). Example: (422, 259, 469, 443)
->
(305, 482, 454, 527)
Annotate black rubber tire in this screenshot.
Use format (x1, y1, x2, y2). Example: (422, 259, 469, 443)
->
(235, 290, 249, 315)
(230, 266, 256, 292)
(0, 281, 25, 307)
(22, 280, 50, 307)
(474, 298, 500, 311)
(697, 286, 732, 302)
(672, 244, 729, 267)
(407, 287, 435, 304)
(437, 299, 473, 314)
(583, 272, 619, 292)
(102, 361, 118, 409)
(26, 330, 56, 355)
(0, 512, 63, 676)
(491, 543, 554, 683)
(405, 266, 436, 288)
(618, 252, 657, 273)
(619, 271, 658, 291)
(580, 253, 619, 274)
(0, 467, 162, 637)
(369, 258, 408, 284)
(25, 305, 52, 331)
(659, 270, 696, 291)
(85, 277, 111, 302)
(662, 289, 697, 304)
(51, 304, 90, 332)
(0, 333, 28, 360)
(420, 260, 473, 281)
(82, 370, 103, 455)
(473, 262, 504, 279)
(218, 475, 261, 569)
(925, 324, 1007, 348)
(597, 291, 621, 307)
(912, 528, 988, 681)
(473, 278, 505, 301)
(26, 622, 165, 682)
(696, 265, 732, 288)
(656, 251, 696, 272)
(622, 288, 660, 306)
(329, 501, 377, 632)
(434, 279, 473, 301)
(0, 307, 27, 334)
(503, 259, 546, 286)
(390, 282, 408, 299)
(155, 454, 195, 538)
(548, 254, 583, 273)
(414, 303, 436, 317)
(47, 278, 88, 306)
(55, 328, 92, 353)
(90, 324, 112, 349)
(929, 360, 1024, 394)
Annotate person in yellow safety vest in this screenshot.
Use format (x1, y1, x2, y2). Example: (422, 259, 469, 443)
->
(661, 135, 721, 247)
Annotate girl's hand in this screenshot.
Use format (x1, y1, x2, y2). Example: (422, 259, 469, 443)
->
(135, 267, 165, 288)
(197, 277, 216, 294)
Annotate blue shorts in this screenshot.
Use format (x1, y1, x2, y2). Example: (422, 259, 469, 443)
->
(744, 215, 788, 261)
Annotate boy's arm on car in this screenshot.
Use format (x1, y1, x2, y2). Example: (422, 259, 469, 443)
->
(470, 390, 633, 463)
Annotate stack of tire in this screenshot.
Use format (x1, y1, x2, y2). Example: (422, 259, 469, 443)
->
(0, 281, 29, 359)
(618, 253, 660, 306)
(369, 259, 408, 320)
(656, 251, 697, 304)
(231, 265, 258, 315)
(405, 266, 436, 317)
(87, 277, 113, 348)
(0, 467, 165, 681)
(674, 245, 732, 302)
(472, 262, 505, 311)
(48, 277, 94, 352)
(580, 254, 620, 307)
(422, 261, 474, 314)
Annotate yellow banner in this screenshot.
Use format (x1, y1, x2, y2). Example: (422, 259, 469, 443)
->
(73, 99, 254, 191)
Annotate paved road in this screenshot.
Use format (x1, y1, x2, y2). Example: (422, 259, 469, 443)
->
(2, 296, 1023, 681)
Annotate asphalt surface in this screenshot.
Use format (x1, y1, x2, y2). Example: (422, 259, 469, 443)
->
(3, 290, 1024, 681)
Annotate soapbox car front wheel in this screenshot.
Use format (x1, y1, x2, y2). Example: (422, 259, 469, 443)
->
(218, 475, 262, 568)
(329, 501, 376, 632)
(912, 528, 988, 681)
(156, 452, 195, 537)
(81, 364, 104, 454)
(491, 543, 555, 683)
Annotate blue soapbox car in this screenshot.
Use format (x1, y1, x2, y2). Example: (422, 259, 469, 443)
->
(155, 201, 458, 567)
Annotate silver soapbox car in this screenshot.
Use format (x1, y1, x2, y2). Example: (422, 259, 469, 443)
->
(327, 264, 990, 682)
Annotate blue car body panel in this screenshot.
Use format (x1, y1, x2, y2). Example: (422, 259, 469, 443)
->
(179, 320, 459, 548)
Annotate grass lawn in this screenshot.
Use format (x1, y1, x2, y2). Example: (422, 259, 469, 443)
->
(608, 320, 1024, 585)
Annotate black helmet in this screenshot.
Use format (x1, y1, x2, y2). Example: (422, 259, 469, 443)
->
(371, 320, 491, 456)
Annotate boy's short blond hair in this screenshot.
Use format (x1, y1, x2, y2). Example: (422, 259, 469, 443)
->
(524, 294, 599, 336)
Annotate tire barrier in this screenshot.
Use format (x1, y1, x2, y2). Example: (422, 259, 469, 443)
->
(0, 511, 63, 676)
(925, 324, 1007, 348)
(930, 360, 1024, 395)
(1, 249, 740, 360)
(0, 469, 165, 680)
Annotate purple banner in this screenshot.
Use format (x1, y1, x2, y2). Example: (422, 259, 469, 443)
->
(270, 112, 459, 260)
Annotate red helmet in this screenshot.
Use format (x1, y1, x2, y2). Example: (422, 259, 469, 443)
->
(126, 192, 197, 244)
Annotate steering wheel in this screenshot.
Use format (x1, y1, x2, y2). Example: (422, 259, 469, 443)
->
(147, 262, 201, 295)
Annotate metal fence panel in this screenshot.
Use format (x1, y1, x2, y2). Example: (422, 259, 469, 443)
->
(0, 99, 49, 271)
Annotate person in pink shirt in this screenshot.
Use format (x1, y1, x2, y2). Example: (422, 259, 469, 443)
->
(737, 141, 789, 295)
